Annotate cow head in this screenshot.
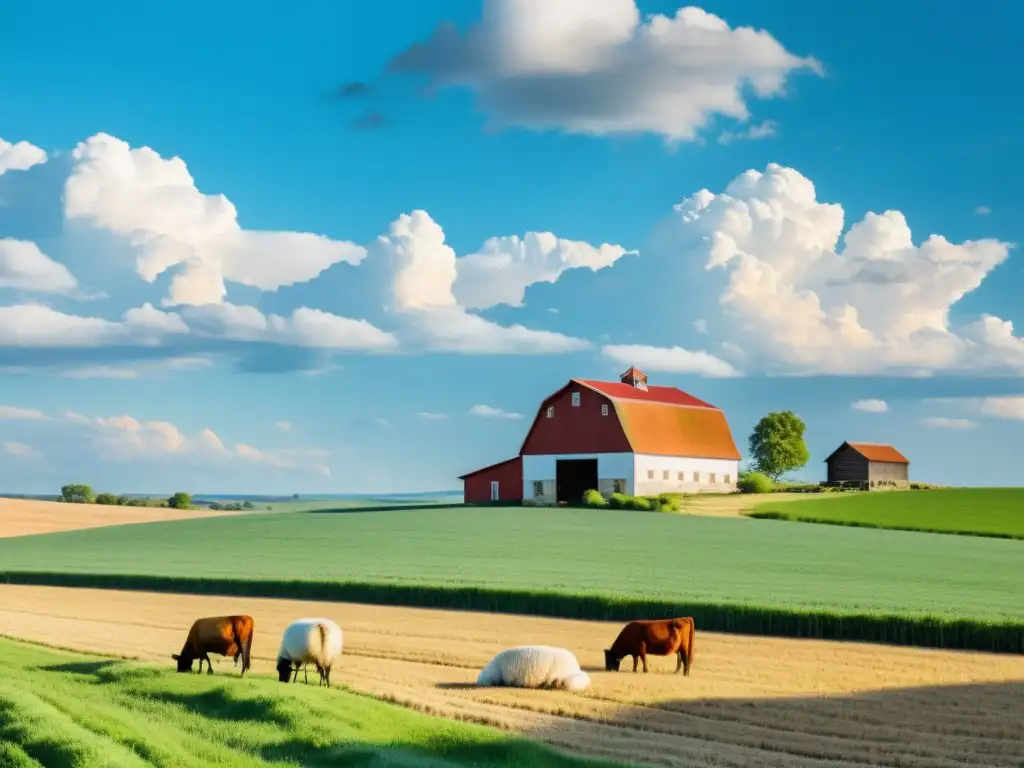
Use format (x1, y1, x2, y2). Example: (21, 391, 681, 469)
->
(171, 653, 193, 673)
(603, 649, 622, 672)
(276, 657, 293, 683)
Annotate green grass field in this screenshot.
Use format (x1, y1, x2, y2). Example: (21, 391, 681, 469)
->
(749, 488, 1024, 539)
(0, 637, 620, 768)
(0, 505, 1021, 651)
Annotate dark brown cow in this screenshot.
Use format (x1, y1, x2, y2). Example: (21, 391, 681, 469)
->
(172, 615, 254, 676)
(604, 617, 695, 675)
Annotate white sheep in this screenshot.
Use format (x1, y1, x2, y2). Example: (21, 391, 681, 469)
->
(476, 645, 591, 692)
(275, 617, 343, 687)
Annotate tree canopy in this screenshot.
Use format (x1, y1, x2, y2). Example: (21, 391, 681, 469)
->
(748, 411, 810, 481)
(59, 484, 94, 504)
(167, 492, 192, 510)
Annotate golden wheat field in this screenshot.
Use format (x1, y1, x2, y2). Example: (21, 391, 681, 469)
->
(0, 496, 238, 538)
(0, 585, 1021, 768)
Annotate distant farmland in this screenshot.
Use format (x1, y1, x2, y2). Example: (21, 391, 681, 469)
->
(0, 505, 1020, 651)
(749, 488, 1024, 539)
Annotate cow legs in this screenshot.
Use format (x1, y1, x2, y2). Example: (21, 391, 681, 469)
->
(676, 650, 683, 674)
(303, 665, 309, 685)
(641, 652, 649, 673)
(631, 655, 639, 673)
(204, 653, 214, 674)
(196, 657, 204, 674)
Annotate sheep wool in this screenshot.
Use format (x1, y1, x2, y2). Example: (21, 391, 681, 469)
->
(277, 617, 344, 670)
(476, 645, 591, 692)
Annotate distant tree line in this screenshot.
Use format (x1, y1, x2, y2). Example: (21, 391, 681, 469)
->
(57, 484, 193, 510)
(207, 501, 255, 511)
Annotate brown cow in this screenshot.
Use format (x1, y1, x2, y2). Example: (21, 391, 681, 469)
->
(171, 615, 254, 676)
(603, 617, 695, 675)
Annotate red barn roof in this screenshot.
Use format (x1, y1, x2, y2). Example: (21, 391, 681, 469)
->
(571, 376, 740, 460)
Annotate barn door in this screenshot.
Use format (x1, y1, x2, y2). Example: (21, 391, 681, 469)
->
(489, 480, 500, 501)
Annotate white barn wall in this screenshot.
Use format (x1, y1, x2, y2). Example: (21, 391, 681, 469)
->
(633, 454, 739, 495)
(522, 453, 634, 503)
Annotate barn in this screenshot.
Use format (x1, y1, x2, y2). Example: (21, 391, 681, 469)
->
(824, 441, 910, 488)
(459, 367, 741, 504)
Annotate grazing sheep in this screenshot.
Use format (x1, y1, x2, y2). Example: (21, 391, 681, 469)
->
(275, 617, 343, 687)
(476, 645, 591, 692)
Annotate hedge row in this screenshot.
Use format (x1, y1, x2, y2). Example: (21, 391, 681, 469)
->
(747, 511, 1024, 541)
(3, 571, 1020, 654)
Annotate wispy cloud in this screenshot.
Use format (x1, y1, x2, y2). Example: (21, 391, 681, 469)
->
(3, 441, 41, 459)
(469, 404, 523, 420)
(374, 417, 391, 427)
(851, 399, 888, 413)
(975, 205, 992, 215)
(352, 110, 387, 131)
(417, 411, 448, 420)
(275, 421, 293, 432)
(0, 405, 49, 421)
(718, 120, 778, 145)
(922, 416, 977, 430)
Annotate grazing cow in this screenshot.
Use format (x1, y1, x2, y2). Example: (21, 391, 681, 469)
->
(172, 615, 254, 676)
(276, 618, 343, 687)
(604, 617, 695, 675)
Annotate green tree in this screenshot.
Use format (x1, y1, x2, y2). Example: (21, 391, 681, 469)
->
(167, 492, 191, 510)
(748, 411, 810, 481)
(94, 493, 119, 505)
(59, 484, 95, 504)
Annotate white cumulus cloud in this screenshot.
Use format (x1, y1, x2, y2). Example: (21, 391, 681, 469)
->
(469, 404, 523, 419)
(377, 210, 592, 353)
(851, 399, 888, 413)
(0, 405, 49, 420)
(389, 1, 820, 142)
(63, 133, 367, 306)
(0, 239, 80, 295)
(977, 396, 1024, 420)
(659, 162, 1020, 375)
(602, 343, 740, 377)
(0, 139, 47, 175)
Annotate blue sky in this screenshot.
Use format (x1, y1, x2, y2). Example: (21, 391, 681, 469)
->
(1, 0, 1022, 494)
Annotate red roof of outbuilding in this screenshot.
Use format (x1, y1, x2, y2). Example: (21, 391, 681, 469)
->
(458, 456, 521, 480)
(844, 442, 909, 464)
(575, 380, 717, 409)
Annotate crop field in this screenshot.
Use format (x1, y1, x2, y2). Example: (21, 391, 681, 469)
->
(0, 634, 615, 768)
(0, 497, 239, 539)
(0, 506, 1021, 651)
(749, 487, 1024, 539)
(1, 585, 1022, 768)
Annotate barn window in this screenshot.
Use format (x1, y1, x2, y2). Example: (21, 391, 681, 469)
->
(546, 406, 554, 418)
(613, 479, 625, 494)
(647, 469, 655, 480)
(692, 471, 700, 483)
(709, 473, 717, 484)
(490, 481, 500, 501)
(532, 481, 544, 498)
(662, 470, 669, 480)
(601, 404, 609, 416)
(571, 392, 581, 407)
(724, 474, 732, 485)
(677, 472, 685, 481)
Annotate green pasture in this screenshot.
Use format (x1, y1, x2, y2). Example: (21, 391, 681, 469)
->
(0, 505, 1021, 651)
(750, 488, 1024, 539)
(0, 637, 619, 768)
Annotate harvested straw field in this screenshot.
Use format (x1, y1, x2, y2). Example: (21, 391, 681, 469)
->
(1, 585, 1020, 768)
(0, 496, 238, 539)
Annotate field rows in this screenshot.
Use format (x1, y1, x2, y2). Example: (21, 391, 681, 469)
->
(1, 585, 1022, 768)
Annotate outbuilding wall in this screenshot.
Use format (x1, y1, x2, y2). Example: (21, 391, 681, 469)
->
(462, 458, 523, 503)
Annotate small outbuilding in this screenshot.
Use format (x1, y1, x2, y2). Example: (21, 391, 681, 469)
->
(459, 456, 523, 504)
(824, 442, 909, 488)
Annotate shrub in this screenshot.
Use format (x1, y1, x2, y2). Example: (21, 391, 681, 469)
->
(582, 489, 607, 508)
(167, 492, 191, 510)
(631, 497, 652, 511)
(59, 484, 94, 504)
(657, 493, 682, 512)
(94, 493, 119, 506)
(738, 472, 774, 494)
(608, 493, 631, 509)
